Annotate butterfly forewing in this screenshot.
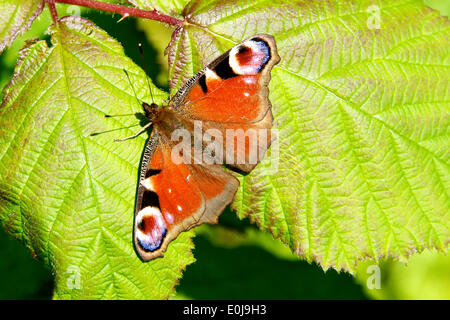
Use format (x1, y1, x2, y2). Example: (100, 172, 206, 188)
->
(172, 35, 280, 125)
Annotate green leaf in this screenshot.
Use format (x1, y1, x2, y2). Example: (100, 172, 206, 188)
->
(0, 0, 44, 53)
(0, 16, 194, 299)
(154, 0, 450, 272)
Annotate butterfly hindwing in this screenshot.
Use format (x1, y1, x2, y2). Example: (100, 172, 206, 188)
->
(134, 133, 239, 261)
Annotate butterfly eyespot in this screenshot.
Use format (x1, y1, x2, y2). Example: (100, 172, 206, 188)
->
(237, 45, 250, 55)
(235, 46, 254, 67)
(229, 38, 271, 75)
(135, 207, 167, 252)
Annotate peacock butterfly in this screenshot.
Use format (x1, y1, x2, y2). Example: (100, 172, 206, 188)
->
(120, 35, 280, 261)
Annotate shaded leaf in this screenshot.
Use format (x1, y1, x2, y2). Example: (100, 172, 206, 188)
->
(0, 227, 53, 299)
(177, 234, 368, 299)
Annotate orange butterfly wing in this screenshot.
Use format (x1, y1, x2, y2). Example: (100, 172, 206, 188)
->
(134, 134, 238, 261)
(172, 34, 280, 172)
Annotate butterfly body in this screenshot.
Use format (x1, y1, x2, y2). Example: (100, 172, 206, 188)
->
(133, 35, 280, 261)
(142, 102, 160, 122)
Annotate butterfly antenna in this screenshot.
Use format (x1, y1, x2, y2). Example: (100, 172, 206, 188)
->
(101, 68, 154, 141)
(104, 113, 139, 118)
(123, 69, 142, 107)
(138, 43, 155, 104)
(90, 124, 140, 136)
(102, 69, 142, 118)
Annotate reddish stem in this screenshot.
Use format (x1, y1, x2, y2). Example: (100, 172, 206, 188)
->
(46, 0, 59, 23)
(52, 0, 184, 26)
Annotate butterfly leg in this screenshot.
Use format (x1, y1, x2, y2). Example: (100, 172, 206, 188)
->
(114, 122, 152, 142)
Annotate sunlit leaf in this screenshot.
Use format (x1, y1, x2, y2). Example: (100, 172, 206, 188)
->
(0, 16, 194, 299)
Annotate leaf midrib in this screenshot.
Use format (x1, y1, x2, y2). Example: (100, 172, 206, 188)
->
(56, 28, 120, 299)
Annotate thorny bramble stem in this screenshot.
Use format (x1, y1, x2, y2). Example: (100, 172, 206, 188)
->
(46, 0, 59, 23)
(45, 0, 184, 26)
